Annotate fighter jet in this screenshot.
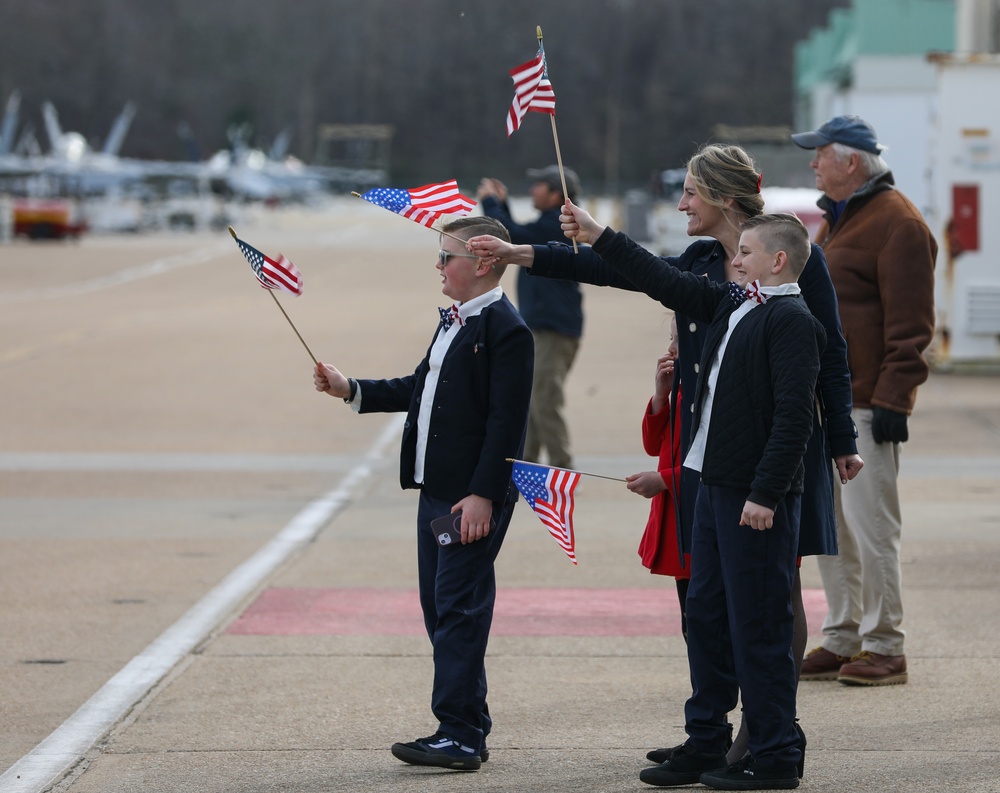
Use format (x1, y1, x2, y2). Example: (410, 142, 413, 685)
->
(0, 93, 386, 208)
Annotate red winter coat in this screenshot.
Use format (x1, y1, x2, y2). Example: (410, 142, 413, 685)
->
(637, 389, 690, 578)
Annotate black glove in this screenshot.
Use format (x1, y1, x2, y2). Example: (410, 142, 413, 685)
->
(871, 406, 909, 444)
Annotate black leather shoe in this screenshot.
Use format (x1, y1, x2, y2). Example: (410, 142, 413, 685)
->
(700, 757, 799, 790)
(639, 744, 727, 787)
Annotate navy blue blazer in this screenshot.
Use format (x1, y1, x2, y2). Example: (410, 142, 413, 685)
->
(356, 293, 534, 506)
(591, 229, 825, 509)
(529, 234, 856, 557)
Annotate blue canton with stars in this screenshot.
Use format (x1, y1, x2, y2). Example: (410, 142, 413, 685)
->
(361, 187, 410, 213)
(511, 462, 551, 509)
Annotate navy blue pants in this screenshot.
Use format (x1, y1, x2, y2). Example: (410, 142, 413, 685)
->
(684, 483, 802, 770)
(416, 491, 513, 750)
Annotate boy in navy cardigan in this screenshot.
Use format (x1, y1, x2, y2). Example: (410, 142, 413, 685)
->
(472, 211, 824, 789)
(314, 216, 533, 772)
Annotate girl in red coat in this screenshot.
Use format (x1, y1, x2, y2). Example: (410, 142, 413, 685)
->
(627, 316, 692, 636)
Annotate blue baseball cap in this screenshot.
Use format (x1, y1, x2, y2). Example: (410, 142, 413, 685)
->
(791, 115, 885, 154)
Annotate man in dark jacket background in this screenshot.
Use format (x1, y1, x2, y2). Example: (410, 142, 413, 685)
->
(478, 165, 584, 469)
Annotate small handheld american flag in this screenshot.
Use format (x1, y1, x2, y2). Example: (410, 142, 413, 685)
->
(507, 40, 556, 137)
(227, 226, 315, 363)
(229, 228, 303, 297)
(512, 460, 581, 565)
(358, 180, 476, 229)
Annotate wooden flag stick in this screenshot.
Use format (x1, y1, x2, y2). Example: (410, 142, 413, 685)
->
(228, 225, 317, 365)
(506, 458, 627, 483)
(549, 116, 578, 253)
(267, 289, 317, 364)
(537, 26, 577, 253)
(350, 192, 472, 246)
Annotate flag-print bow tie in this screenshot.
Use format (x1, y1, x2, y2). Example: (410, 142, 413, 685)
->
(727, 280, 769, 307)
(438, 305, 463, 329)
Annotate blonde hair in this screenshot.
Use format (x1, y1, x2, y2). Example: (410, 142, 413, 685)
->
(687, 144, 765, 222)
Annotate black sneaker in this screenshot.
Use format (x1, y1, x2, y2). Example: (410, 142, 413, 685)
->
(639, 744, 727, 787)
(699, 756, 799, 790)
(647, 722, 732, 764)
(390, 733, 482, 771)
(480, 744, 490, 763)
(646, 743, 684, 764)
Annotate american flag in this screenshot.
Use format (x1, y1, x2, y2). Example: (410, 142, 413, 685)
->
(506, 42, 556, 137)
(360, 180, 476, 228)
(231, 234, 303, 296)
(512, 461, 581, 565)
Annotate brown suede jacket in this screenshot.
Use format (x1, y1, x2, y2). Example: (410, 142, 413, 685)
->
(816, 172, 937, 414)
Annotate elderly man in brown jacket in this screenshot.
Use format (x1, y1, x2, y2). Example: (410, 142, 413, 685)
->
(791, 115, 936, 687)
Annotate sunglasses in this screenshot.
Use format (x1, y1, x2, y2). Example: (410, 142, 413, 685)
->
(437, 250, 480, 268)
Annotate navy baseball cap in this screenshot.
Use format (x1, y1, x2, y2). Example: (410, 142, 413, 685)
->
(791, 115, 885, 154)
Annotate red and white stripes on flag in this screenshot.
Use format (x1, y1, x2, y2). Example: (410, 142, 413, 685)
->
(506, 43, 556, 137)
(744, 279, 770, 305)
(359, 180, 477, 228)
(232, 235, 304, 296)
(511, 461, 582, 565)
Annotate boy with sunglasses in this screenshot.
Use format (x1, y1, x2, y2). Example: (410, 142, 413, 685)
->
(314, 215, 533, 772)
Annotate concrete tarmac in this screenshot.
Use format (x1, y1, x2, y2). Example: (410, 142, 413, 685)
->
(1, 201, 998, 792)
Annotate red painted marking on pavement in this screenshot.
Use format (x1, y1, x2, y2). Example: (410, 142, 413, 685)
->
(228, 587, 828, 638)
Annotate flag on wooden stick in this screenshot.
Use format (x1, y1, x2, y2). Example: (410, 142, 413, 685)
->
(512, 460, 581, 565)
(231, 232, 303, 296)
(359, 180, 476, 228)
(506, 40, 556, 136)
(228, 226, 315, 363)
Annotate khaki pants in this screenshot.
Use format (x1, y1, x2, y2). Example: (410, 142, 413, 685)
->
(523, 329, 579, 470)
(816, 407, 905, 657)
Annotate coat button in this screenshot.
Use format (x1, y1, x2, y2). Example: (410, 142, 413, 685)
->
(689, 322, 697, 332)
(694, 363, 700, 373)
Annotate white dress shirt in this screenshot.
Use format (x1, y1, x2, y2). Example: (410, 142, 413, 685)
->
(684, 282, 802, 474)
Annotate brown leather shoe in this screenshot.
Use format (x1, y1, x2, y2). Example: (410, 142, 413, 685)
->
(800, 646, 852, 681)
(838, 651, 908, 686)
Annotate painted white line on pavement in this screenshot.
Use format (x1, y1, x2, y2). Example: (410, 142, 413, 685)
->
(0, 415, 404, 793)
(0, 451, 363, 472)
(0, 242, 230, 304)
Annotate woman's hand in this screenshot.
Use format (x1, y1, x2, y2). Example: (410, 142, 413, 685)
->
(466, 235, 535, 268)
(559, 198, 607, 245)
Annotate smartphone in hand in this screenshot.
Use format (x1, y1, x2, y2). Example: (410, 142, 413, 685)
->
(429, 510, 496, 546)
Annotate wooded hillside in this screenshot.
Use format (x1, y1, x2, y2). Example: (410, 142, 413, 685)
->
(0, 0, 849, 191)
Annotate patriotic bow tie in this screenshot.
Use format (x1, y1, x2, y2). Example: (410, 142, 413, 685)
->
(728, 280, 769, 307)
(744, 280, 769, 305)
(438, 304, 462, 329)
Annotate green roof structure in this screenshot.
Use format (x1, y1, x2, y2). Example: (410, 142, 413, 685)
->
(795, 0, 955, 93)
